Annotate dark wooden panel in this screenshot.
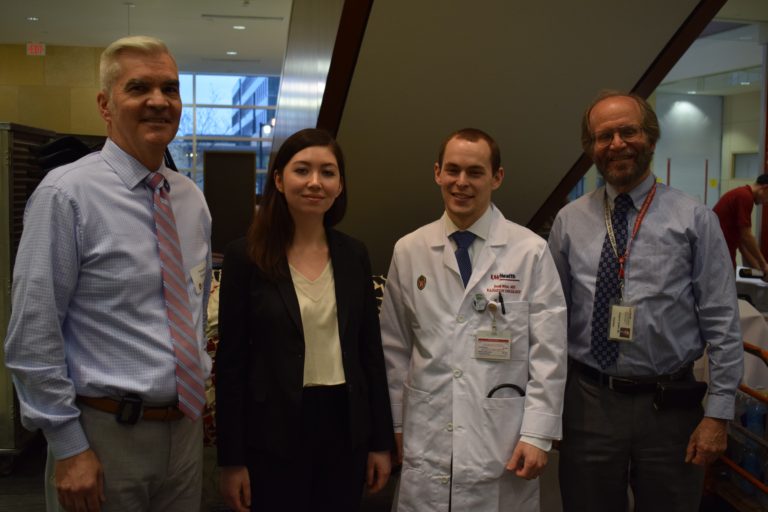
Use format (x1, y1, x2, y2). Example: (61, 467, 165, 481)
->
(203, 151, 256, 255)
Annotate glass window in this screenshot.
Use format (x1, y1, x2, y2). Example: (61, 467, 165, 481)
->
(179, 74, 194, 105)
(175, 73, 279, 193)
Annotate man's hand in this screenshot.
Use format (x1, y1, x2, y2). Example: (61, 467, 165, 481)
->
(505, 441, 548, 480)
(366, 451, 392, 494)
(219, 466, 251, 512)
(54, 449, 105, 512)
(760, 265, 768, 283)
(685, 417, 727, 466)
(394, 432, 403, 466)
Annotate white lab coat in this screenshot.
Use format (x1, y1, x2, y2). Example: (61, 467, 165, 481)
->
(381, 205, 567, 512)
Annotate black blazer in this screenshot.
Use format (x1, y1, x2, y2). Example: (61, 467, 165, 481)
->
(215, 230, 394, 465)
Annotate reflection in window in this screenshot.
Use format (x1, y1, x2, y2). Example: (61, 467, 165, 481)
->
(171, 73, 280, 195)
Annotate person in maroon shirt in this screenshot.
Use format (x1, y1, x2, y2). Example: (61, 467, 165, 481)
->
(713, 174, 768, 277)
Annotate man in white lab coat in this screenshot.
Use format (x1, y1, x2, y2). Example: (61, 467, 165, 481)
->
(380, 128, 567, 511)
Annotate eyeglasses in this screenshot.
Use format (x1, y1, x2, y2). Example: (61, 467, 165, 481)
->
(592, 125, 643, 147)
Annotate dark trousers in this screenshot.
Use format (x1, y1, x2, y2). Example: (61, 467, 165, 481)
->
(247, 384, 367, 512)
(559, 371, 705, 512)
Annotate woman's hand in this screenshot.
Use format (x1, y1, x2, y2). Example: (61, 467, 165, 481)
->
(366, 451, 392, 494)
(219, 465, 251, 512)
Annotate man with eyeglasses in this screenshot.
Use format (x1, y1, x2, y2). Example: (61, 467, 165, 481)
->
(547, 91, 742, 511)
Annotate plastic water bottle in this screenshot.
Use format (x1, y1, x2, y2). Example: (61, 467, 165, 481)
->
(744, 398, 766, 438)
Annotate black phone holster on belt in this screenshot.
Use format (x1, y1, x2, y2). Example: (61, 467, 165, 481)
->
(652, 381, 707, 411)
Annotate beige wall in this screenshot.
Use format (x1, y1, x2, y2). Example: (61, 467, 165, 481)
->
(719, 91, 760, 266)
(336, 0, 703, 274)
(0, 44, 105, 135)
(720, 90, 760, 191)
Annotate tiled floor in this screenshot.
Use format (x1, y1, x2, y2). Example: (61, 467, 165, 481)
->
(0, 433, 46, 512)
(0, 436, 737, 511)
(0, 433, 396, 512)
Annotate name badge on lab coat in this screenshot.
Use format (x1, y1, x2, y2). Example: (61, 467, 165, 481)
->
(474, 330, 512, 361)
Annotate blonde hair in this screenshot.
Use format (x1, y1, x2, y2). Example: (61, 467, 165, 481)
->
(99, 35, 174, 97)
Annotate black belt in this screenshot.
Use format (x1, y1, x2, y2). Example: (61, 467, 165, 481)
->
(569, 359, 693, 394)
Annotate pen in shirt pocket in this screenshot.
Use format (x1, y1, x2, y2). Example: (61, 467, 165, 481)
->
(498, 291, 506, 315)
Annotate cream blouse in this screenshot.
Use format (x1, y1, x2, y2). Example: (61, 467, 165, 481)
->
(289, 261, 346, 386)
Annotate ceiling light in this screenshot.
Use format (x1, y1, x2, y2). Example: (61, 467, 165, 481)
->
(26, 16, 39, 22)
(233, 25, 246, 30)
(201, 14, 283, 21)
(687, 91, 697, 95)
(226, 51, 238, 56)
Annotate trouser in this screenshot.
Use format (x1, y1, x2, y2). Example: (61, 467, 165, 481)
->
(559, 370, 704, 512)
(45, 404, 203, 512)
(247, 384, 367, 512)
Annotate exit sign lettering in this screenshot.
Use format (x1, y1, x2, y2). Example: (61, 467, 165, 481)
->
(26, 42, 46, 56)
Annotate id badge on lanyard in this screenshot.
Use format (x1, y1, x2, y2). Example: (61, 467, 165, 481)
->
(472, 293, 512, 360)
(604, 182, 656, 342)
(608, 300, 635, 342)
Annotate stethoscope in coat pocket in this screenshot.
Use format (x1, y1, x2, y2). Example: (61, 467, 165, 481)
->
(487, 383, 526, 398)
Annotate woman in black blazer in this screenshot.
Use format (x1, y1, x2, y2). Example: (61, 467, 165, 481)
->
(216, 129, 394, 511)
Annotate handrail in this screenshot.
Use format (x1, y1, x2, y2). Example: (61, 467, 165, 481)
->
(720, 456, 768, 496)
(744, 341, 768, 367)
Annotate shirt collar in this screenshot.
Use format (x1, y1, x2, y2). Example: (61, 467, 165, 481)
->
(605, 172, 655, 210)
(442, 203, 494, 241)
(101, 138, 168, 190)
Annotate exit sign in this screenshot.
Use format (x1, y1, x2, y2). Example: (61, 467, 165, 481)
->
(26, 42, 46, 56)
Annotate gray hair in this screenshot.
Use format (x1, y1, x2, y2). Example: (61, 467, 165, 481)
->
(99, 35, 174, 97)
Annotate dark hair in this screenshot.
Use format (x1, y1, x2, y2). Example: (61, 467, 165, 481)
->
(757, 174, 768, 186)
(246, 128, 347, 278)
(437, 128, 501, 174)
(580, 90, 661, 155)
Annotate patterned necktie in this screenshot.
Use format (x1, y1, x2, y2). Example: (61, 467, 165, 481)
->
(451, 231, 477, 288)
(145, 172, 206, 419)
(590, 193, 633, 369)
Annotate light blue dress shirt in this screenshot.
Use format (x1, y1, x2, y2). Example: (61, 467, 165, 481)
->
(548, 173, 742, 419)
(4, 139, 212, 459)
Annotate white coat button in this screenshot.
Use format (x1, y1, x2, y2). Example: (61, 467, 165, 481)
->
(457, 315, 465, 323)
(446, 422, 453, 432)
(453, 369, 463, 378)
(441, 476, 450, 484)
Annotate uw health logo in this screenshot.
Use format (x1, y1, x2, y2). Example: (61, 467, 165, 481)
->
(491, 273, 518, 281)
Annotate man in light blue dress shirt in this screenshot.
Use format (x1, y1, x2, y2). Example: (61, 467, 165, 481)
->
(4, 36, 211, 511)
(548, 91, 742, 511)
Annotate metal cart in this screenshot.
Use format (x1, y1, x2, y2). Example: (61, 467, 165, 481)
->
(709, 342, 768, 511)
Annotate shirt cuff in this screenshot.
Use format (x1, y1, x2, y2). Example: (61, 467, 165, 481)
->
(392, 402, 403, 431)
(704, 393, 736, 420)
(44, 419, 90, 460)
(519, 435, 552, 452)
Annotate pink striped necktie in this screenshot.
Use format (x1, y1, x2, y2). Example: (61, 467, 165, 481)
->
(145, 172, 206, 419)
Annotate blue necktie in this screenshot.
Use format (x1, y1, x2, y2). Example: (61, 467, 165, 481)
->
(590, 193, 632, 369)
(451, 231, 476, 288)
